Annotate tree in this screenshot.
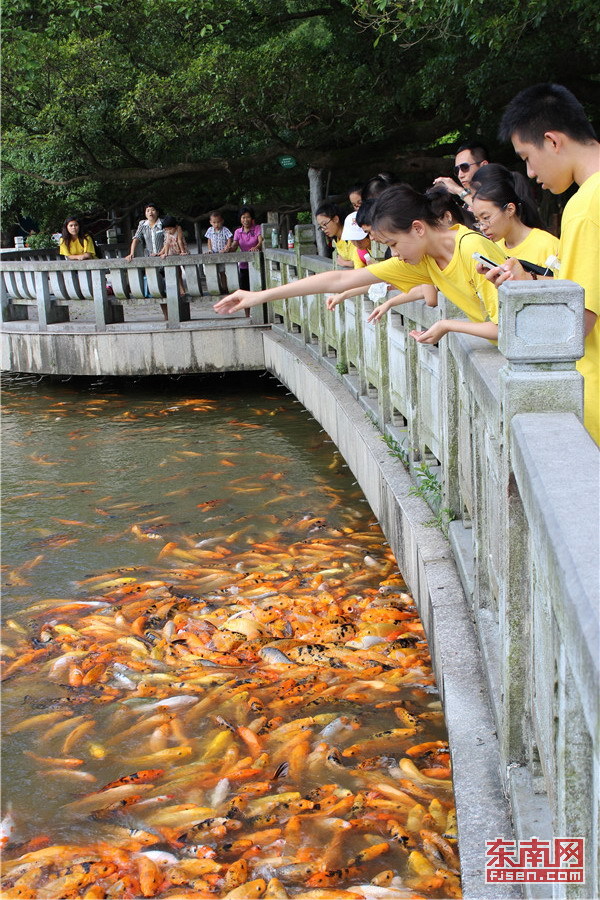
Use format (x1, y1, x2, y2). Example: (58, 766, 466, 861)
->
(2, 0, 598, 234)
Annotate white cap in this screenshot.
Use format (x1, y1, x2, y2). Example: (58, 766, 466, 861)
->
(341, 211, 368, 241)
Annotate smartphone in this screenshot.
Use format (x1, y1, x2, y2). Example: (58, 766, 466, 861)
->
(472, 252, 505, 270)
(518, 258, 554, 277)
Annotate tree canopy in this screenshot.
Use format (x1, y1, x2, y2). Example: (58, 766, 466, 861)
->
(2, 0, 598, 232)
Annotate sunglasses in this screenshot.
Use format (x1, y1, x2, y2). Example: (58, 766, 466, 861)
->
(454, 162, 479, 175)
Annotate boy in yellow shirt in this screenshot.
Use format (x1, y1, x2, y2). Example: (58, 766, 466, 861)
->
(487, 83, 599, 444)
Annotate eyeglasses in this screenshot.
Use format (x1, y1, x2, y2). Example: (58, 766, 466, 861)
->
(317, 218, 333, 231)
(473, 205, 508, 230)
(454, 162, 480, 175)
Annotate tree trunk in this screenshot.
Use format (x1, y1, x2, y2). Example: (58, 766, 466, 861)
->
(308, 166, 328, 257)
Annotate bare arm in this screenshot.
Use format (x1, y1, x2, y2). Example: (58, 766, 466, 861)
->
(367, 284, 438, 322)
(214, 267, 380, 314)
(125, 237, 140, 262)
(224, 238, 233, 252)
(326, 286, 368, 310)
(410, 318, 498, 344)
(207, 238, 214, 253)
(584, 309, 597, 337)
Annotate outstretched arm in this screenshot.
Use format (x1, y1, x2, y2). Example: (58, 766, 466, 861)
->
(326, 286, 368, 310)
(367, 284, 437, 323)
(214, 267, 379, 314)
(410, 318, 498, 344)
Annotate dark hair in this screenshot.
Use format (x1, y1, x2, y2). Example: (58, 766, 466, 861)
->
(362, 172, 396, 200)
(315, 201, 342, 223)
(498, 83, 597, 147)
(456, 141, 489, 163)
(61, 216, 90, 250)
(371, 184, 465, 232)
(348, 183, 364, 197)
(143, 201, 161, 214)
(471, 164, 542, 228)
(209, 210, 224, 219)
(239, 206, 255, 220)
(161, 215, 177, 228)
(355, 198, 376, 228)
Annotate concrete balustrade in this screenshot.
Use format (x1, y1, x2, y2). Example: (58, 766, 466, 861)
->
(1, 252, 264, 329)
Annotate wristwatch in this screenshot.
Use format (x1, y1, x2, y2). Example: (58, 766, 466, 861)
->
(458, 188, 470, 200)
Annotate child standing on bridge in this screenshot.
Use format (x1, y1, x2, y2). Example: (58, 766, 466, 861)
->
(205, 211, 233, 294)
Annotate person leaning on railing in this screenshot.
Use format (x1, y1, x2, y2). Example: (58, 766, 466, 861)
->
(214, 184, 503, 345)
(58, 216, 96, 260)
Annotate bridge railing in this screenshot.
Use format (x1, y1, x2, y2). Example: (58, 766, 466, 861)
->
(0, 252, 265, 328)
(263, 232, 598, 898)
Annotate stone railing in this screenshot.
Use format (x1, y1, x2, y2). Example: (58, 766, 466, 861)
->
(1, 252, 265, 328)
(263, 231, 599, 898)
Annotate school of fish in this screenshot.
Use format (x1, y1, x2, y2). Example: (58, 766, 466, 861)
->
(1, 381, 461, 899)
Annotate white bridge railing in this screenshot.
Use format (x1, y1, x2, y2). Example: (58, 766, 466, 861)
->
(262, 233, 599, 899)
(1, 251, 265, 328)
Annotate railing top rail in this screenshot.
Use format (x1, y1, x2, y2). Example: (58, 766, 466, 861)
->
(0, 252, 259, 272)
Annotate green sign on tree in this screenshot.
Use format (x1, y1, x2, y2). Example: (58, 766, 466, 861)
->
(278, 155, 297, 169)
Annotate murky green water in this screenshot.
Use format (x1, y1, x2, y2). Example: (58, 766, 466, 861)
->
(0, 372, 459, 899)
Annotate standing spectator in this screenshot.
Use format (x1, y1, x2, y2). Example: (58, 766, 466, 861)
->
(362, 172, 396, 200)
(159, 215, 188, 257)
(433, 141, 490, 207)
(58, 216, 96, 260)
(348, 183, 363, 211)
(231, 207, 263, 309)
(485, 83, 599, 444)
(205, 211, 233, 254)
(470, 164, 559, 265)
(205, 211, 233, 294)
(157, 215, 188, 320)
(315, 202, 354, 269)
(125, 203, 164, 260)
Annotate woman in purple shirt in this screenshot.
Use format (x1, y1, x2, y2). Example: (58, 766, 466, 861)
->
(231, 207, 263, 306)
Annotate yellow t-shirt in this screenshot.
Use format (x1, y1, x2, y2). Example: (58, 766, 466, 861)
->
(333, 238, 353, 261)
(558, 171, 599, 444)
(58, 235, 96, 258)
(497, 228, 559, 268)
(368, 225, 505, 324)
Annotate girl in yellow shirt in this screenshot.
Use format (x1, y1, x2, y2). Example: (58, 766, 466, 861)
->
(470, 164, 559, 267)
(215, 184, 505, 345)
(58, 217, 96, 260)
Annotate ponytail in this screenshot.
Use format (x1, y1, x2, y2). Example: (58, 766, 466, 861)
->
(371, 183, 464, 232)
(471, 163, 542, 229)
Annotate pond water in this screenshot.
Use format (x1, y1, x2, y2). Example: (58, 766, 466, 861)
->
(1, 372, 460, 899)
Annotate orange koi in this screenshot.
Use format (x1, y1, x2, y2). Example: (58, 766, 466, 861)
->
(100, 769, 165, 791)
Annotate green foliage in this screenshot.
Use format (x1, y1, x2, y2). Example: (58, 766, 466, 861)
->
(407, 459, 455, 535)
(26, 232, 59, 249)
(335, 361, 349, 375)
(424, 507, 455, 537)
(2, 0, 598, 232)
(382, 432, 410, 469)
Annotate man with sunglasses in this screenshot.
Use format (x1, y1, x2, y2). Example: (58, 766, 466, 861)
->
(433, 141, 490, 206)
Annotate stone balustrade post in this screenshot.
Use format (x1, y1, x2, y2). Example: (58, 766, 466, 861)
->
(497, 280, 585, 766)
